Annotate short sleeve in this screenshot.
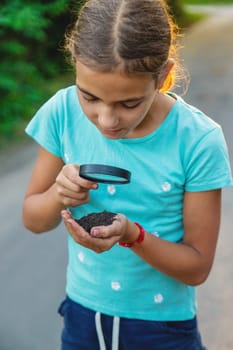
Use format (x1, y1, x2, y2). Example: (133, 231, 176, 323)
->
(185, 126, 232, 191)
(25, 90, 64, 157)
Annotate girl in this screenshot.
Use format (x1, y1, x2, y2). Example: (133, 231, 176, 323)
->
(23, 0, 232, 349)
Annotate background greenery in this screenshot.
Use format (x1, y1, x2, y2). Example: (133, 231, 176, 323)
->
(1, 0, 232, 147)
(186, 0, 233, 3)
(0, 0, 80, 146)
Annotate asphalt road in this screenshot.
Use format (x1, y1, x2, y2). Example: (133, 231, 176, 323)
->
(181, 7, 233, 350)
(0, 143, 67, 350)
(0, 7, 233, 350)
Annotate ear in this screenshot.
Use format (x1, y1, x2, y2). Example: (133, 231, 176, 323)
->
(156, 59, 174, 90)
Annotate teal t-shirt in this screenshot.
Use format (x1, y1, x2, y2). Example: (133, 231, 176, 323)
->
(26, 86, 232, 321)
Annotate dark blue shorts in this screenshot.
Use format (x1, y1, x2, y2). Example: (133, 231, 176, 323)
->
(58, 297, 206, 350)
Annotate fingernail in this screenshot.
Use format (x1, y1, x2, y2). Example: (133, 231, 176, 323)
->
(91, 228, 99, 237)
(65, 219, 73, 225)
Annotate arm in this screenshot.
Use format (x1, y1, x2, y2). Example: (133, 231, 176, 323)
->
(22, 146, 98, 233)
(130, 190, 221, 285)
(61, 189, 221, 286)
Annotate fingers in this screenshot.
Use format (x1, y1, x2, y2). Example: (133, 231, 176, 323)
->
(61, 210, 121, 253)
(56, 184, 90, 207)
(56, 164, 98, 207)
(89, 214, 128, 243)
(56, 164, 98, 190)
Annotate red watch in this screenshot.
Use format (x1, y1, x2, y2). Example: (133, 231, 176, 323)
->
(118, 222, 145, 248)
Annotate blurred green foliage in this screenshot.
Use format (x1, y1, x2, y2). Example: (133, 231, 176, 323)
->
(0, 0, 197, 142)
(167, 0, 199, 28)
(0, 0, 82, 139)
(167, 0, 184, 20)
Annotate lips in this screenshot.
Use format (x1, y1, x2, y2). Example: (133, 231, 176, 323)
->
(102, 129, 122, 137)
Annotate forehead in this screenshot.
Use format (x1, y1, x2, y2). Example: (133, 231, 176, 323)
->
(75, 60, 155, 101)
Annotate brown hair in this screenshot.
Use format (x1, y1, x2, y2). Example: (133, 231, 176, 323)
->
(65, 0, 184, 92)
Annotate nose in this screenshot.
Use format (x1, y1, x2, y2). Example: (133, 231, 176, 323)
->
(98, 105, 119, 129)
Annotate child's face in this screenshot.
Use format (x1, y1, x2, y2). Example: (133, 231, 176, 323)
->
(75, 60, 159, 139)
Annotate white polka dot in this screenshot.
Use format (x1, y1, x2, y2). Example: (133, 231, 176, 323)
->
(111, 281, 121, 291)
(154, 294, 164, 304)
(162, 182, 172, 192)
(77, 252, 85, 263)
(152, 231, 159, 237)
(64, 153, 70, 162)
(107, 185, 116, 195)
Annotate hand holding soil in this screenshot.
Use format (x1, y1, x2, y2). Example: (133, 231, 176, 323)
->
(61, 210, 130, 253)
(76, 211, 117, 233)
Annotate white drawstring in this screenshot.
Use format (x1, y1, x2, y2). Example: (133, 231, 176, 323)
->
(112, 316, 120, 350)
(95, 312, 107, 350)
(95, 312, 120, 350)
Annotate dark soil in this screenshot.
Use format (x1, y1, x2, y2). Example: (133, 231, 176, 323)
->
(76, 211, 116, 233)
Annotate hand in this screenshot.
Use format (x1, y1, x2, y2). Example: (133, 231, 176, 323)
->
(61, 210, 137, 253)
(55, 164, 98, 207)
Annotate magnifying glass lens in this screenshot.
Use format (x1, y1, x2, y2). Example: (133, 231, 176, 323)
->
(79, 164, 131, 184)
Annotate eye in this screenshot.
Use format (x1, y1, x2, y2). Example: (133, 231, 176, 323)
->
(82, 94, 97, 102)
(121, 101, 142, 109)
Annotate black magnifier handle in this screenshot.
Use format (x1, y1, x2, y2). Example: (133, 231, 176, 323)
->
(79, 164, 131, 184)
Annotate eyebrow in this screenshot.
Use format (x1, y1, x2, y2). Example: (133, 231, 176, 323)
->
(76, 84, 145, 103)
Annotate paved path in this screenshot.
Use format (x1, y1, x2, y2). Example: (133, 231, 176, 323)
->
(187, 4, 233, 15)
(181, 6, 233, 350)
(0, 6, 233, 350)
(0, 141, 67, 350)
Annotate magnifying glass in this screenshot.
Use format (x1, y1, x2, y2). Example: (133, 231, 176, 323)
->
(79, 164, 131, 184)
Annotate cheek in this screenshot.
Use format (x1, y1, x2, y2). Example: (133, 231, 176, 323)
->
(119, 105, 150, 128)
(77, 92, 96, 118)
(140, 97, 156, 119)
(79, 102, 97, 122)
(133, 103, 151, 121)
